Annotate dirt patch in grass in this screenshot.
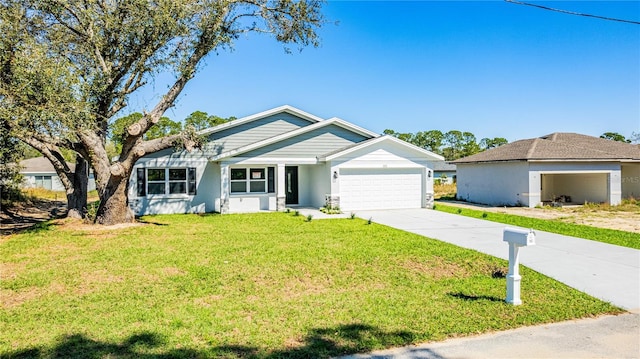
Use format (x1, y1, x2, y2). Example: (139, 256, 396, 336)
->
(1, 282, 66, 309)
(1, 199, 145, 236)
(402, 257, 468, 279)
(439, 200, 640, 233)
(0, 198, 67, 235)
(53, 218, 145, 232)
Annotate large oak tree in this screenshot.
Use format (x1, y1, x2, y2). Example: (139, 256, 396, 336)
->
(1, 0, 324, 225)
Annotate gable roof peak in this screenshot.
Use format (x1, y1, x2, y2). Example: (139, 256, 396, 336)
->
(198, 105, 326, 136)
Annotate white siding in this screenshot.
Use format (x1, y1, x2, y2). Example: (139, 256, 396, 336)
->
(206, 113, 313, 154)
(242, 125, 368, 158)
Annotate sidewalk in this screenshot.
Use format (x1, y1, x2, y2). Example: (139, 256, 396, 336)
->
(343, 312, 639, 359)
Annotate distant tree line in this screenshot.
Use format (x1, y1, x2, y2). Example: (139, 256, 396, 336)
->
(600, 131, 638, 144)
(383, 129, 508, 161)
(383, 130, 640, 161)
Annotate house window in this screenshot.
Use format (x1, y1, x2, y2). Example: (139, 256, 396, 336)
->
(35, 175, 52, 190)
(169, 169, 186, 194)
(230, 167, 275, 194)
(138, 168, 197, 196)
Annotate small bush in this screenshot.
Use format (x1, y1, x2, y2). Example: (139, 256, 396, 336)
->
(367, 217, 372, 225)
(482, 212, 488, 218)
(456, 208, 462, 214)
(293, 210, 300, 217)
(306, 214, 313, 222)
(319, 205, 342, 214)
(350, 212, 356, 219)
(85, 201, 100, 223)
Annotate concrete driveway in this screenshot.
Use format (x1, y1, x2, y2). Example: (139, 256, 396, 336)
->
(357, 208, 640, 311)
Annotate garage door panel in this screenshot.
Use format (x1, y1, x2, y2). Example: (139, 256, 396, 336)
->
(340, 168, 423, 210)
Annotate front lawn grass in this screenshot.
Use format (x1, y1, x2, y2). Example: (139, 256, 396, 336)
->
(1, 213, 622, 358)
(434, 203, 640, 250)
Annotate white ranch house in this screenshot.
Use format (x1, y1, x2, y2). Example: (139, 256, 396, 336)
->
(129, 106, 444, 215)
(453, 133, 640, 207)
(20, 157, 96, 192)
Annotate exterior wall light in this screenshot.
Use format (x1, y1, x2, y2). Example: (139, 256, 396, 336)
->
(333, 171, 339, 179)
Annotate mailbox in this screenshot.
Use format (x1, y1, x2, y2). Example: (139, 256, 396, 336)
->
(503, 227, 535, 247)
(503, 227, 535, 305)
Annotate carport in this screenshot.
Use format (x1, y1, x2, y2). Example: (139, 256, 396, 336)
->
(540, 172, 609, 204)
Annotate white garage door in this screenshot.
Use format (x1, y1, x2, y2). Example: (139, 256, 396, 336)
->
(339, 168, 423, 210)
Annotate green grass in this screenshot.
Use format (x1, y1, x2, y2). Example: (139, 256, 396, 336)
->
(1, 213, 622, 358)
(434, 203, 640, 250)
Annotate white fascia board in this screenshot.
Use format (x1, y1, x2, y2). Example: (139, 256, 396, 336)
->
(197, 105, 325, 136)
(208, 117, 376, 161)
(321, 135, 444, 161)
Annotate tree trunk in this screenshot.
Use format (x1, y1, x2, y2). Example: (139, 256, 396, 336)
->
(66, 156, 88, 219)
(94, 170, 135, 225)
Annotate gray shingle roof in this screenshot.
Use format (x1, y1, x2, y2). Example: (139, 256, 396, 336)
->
(452, 132, 640, 164)
(19, 157, 75, 173)
(432, 161, 456, 171)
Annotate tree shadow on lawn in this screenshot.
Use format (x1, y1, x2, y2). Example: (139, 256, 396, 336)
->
(448, 291, 503, 302)
(5, 324, 420, 359)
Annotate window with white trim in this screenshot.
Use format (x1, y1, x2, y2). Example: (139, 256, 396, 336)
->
(137, 168, 196, 196)
(230, 167, 275, 194)
(35, 175, 52, 190)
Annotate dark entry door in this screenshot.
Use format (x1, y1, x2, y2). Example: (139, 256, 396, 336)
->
(285, 166, 299, 205)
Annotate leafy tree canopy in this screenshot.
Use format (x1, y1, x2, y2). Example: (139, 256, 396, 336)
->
(1, 0, 324, 225)
(600, 132, 631, 143)
(185, 111, 236, 132)
(384, 129, 509, 161)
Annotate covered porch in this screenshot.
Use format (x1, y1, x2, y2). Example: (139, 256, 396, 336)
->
(217, 162, 330, 214)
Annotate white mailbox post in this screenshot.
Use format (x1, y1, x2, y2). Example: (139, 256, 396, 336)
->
(503, 227, 536, 305)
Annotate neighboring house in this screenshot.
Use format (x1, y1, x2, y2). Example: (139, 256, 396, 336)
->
(432, 161, 456, 184)
(20, 157, 96, 191)
(129, 105, 444, 215)
(452, 133, 640, 207)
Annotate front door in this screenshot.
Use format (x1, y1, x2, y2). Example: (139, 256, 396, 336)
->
(285, 166, 299, 205)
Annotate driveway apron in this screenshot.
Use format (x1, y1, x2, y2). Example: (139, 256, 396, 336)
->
(357, 209, 640, 311)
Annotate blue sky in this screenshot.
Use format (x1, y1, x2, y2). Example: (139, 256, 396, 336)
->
(128, 1, 640, 142)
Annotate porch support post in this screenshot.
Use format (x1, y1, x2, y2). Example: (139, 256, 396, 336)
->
(425, 168, 434, 209)
(276, 164, 286, 210)
(220, 163, 230, 214)
(609, 170, 622, 205)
